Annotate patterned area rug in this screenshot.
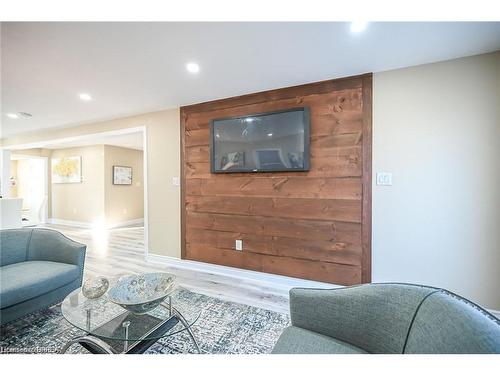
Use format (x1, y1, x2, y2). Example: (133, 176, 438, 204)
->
(0, 289, 289, 354)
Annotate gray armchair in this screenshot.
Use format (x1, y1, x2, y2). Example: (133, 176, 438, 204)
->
(272, 283, 500, 354)
(0, 228, 86, 325)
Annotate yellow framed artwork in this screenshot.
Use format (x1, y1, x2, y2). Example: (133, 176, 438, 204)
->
(52, 156, 82, 183)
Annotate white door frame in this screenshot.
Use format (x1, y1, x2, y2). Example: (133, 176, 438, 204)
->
(38, 155, 49, 224)
(4, 126, 149, 253)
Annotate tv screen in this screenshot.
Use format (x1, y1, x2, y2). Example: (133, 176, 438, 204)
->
(210, 107, 310, 173)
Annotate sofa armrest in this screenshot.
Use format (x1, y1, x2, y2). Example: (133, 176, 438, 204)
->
(289, 288, 352, 334)
(27, 228, 86, 268)
(288, 284, 437, 353)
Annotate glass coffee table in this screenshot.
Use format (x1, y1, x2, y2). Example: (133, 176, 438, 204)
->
(60, 286, 201, 354)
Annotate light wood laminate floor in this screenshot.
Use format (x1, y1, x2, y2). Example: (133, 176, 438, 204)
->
(39, 224, 291, 314)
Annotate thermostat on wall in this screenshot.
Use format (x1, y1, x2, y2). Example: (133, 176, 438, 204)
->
(376, 172, 392, 186)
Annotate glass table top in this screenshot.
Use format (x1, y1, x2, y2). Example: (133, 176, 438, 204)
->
(61, 286, 200, 342)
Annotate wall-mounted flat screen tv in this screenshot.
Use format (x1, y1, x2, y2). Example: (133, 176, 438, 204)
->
(210, 107, 310, 173)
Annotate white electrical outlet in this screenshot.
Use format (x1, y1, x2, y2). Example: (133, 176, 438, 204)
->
(172, 176, 180, 186)
(235, 240, 243, 251)
(376, 172, 393, 186)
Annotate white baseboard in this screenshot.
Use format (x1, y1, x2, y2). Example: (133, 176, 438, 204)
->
(107, 218, 144, 229)
(145, 253, 337, 293)
(48, 218, 144, 229)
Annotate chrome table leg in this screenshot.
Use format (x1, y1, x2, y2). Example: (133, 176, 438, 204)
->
(160, 300, 201, 353)
(122, 320, 131, 352)
(172, 308, 201, 354)
(60, 336, 115, 354)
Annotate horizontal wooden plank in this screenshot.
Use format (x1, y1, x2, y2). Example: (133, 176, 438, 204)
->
(186, 108, 363, 135)
(186, 176, 362, 200)
(186, 211, 361, 243)
(185, 145, 209, 163)
(186, 228, 361, 265)
(310, 133, 362, 149)
(271, 236, 361, 265)
(309, 145, 360, 159)
(185, 148, 362, 178)
(187, 229, 270, 252)
(302, 90, 362, 113)
(185, 128, 208, 147)
(309, 149, 361, 176)
(310, 113, 363, 136)
(185, 100, 362, 148)
(186, 126, 363, 149)
(181, 75, 364, 115)
(186, 196, 361, 223)
(184, 96, 306, 131)
(185, 244, 362, 285)
(185, 135, 361, 163)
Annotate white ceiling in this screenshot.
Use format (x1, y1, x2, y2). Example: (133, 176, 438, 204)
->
(1, 22, 500, 139)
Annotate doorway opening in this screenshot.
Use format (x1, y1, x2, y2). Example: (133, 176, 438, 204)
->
(10, 154, 48, 226)
(5, 127, 149, 257)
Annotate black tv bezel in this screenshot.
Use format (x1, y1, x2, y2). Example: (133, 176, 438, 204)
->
(209, 107, 310, 174)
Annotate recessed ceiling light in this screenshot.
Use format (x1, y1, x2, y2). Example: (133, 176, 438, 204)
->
(350, 21, 368, 33)
(186, 62, 200, 74)
(6, 113, 19, 119)
(79, 93, 93, 101)
(267, 133, 273, 137)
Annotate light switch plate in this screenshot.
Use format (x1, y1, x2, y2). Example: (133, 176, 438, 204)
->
(172, 176, 180, 186)
(235, 240, 243, 251)
(376, 172, 393, 186)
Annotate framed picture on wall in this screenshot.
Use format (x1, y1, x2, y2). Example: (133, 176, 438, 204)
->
(52, 156, 82, 183)
(113, 166, 132, 185)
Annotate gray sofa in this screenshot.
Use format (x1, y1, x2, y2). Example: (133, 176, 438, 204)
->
(272, 283, 500, 354)
(0, 228, 86, 325)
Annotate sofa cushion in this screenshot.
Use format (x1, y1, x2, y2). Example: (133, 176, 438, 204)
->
(0, 260, 80, 309)
(0, 229, 32, 266)
(271, 326, 367, 354)
(404, 291, 500, 354)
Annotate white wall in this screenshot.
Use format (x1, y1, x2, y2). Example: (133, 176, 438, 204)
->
(373, 51, 500, 310)
(0, 149, 11, 197)
(2, 110, 180, 258)
(51, 145, 105, 223)
(104, 145, 144, 225)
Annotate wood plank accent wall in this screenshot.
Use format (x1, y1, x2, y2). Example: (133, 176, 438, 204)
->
(180, 74, 372, 285)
